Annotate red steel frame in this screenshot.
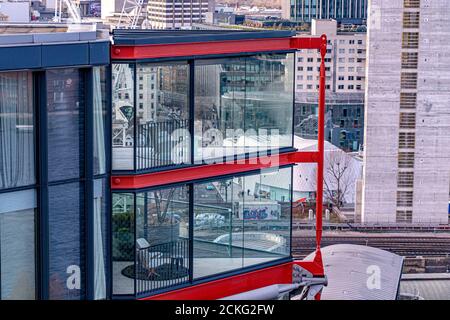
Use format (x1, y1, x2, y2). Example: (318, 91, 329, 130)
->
(111, 34, 328, 300)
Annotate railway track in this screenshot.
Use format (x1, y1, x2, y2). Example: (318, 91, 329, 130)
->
(292, 236, 450, 258)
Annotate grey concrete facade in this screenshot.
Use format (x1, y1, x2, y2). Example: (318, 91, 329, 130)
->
(362, 0, 450, 224)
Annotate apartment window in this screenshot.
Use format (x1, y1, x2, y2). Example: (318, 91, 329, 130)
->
(0, 189, 37, 299)
(338, 76, 345, 81)
(298, 66, 304, 71)
(399, 112, 416, 129)
(402, 32, 419, 49)
(403, 11, 420, 29)
(307, 57, 314, 63)
(356, 85, 362, 90)
(348, 67, 354, 72)
(358, 40, 363, 45)
(404, 0, 420, 8)
(338, 58, 345, 63)
(398, 152, 415, 168)
(399, 132, 416, 149)
(349, 40, 355, 45)
(0, 72, 35, 189)
(307, 84, 313, 89)
(396, 191, 413, 207)
(307, 66, 313, 71)
(194, 54, 294, 163)
(348, 76, 354, 81)
(136, 62, 190, 170)
(338, 85, 344, 90)
(297, 84, 303, 90)
(339, 49, 345, 54)
(348, 85, 354, 90)
(339, 67, 345, 72)
(349, 49, 355, 54)
(398, 171, 414, 188)
(400, 92, 417, 109)
(396, 210, 412, 223)
(402, 52, 419, 69)
(298, 57, 303, 62)
(348, 58, 355, 63)
(307, 75, 313, 81)
(47, 69, 84, 182)
(401, 72, 418, 89)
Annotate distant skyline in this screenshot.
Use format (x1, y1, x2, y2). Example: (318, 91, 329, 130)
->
(217, 0, 282, 9)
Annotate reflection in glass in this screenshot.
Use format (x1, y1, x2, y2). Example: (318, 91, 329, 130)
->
(0, 190, 36, 300)
(194, 54, 294, 163)
(112, 64, 135, 170)
(93, 179, 107, 299)
(47, 68, 84, 182)
(48, 182, 84, 300)
(242, 167, 292, 268)
(112, 193, 135, 295)
(193, 168, 292, 279)
(0, 71, 35, 189)
(135, 63, 190, 170)
(93, 67, 107, 175)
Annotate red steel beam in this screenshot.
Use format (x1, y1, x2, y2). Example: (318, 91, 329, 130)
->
(111, 36, 324, 60)
(112, 151, 319, 190)
(141, 260, 322, 300)
(315, 34, 327, 250)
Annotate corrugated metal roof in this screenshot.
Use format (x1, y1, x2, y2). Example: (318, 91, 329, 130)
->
(399, 279, 450, 300)
(305, 244, 404, 300)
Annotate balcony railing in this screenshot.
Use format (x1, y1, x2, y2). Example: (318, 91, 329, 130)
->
(136, 238, 190, 295)
(136, 119, 189, 170)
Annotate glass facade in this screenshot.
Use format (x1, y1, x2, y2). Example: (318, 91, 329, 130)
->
(112, 53, 295, 172)
(0, 189, 36, 300)
(0, 71, 35, 189)
(112, 167, 293, 296)
(194, 54, 294, 163)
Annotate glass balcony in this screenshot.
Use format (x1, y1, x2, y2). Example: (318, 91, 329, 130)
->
(111, 167, 293, 297)
(112, 53, 295, 172)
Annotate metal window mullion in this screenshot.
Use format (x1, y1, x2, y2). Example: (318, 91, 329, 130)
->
(188, 183, 194, 283)
(189, 60, 195, 165)
(85, 68, 95, 300)
(36, 71, 49, 300)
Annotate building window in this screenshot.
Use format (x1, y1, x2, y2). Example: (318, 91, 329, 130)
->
(396, 191, 414, 207)
(194, 54, 294, 163)
(398, 152, 415, 168)
(399, 132, 416, 149)
(396, 210, 412, 223)
(112, 67, 135, 163)
(404, 0, 420, 8)
(403, 11, 420, 29)
(399, 112, 416, 129)
(402, 52, 419, 69)
(402, 32, 419, 49)
(400, 92, 417, 109)
(397, 171, 414, 188)
(93, 67, 107, 176)
(47, 69, 84, 182)
(0, 189, 36, 300)
(0, 72, 35, 189)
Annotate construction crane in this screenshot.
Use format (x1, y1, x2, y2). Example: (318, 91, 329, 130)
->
(53, 0, 82, 23)
(116, 0, 147, 30)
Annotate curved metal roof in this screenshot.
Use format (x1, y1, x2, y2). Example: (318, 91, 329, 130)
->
(305, 244, 404, 300)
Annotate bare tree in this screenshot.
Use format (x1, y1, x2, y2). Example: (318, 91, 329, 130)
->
(152, 188, 176, 224)
(323, 151, 355, 210)
(311, 150, 356, 210)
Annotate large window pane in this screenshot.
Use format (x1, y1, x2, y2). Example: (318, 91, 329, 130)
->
(194, 54, 294, 163)
(0, 72, 35, 189)
(112, 64, 135, 170)
(47, 69, 84, 182)
(135, 63, 190, 170)
(0, 190, 36, 300)
(193, 177, 244, 279)
(93, 67, 107, 175)
(136, 186, 189, 293)
(93, 179, 108, 299)
(242, 167, 292, 268)
(112, 193, 135, 295)
(48, 182, 84, 300)
(193, 168, 292, 278)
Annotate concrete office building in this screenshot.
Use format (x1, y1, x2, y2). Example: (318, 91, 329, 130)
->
(147, 0, 209, 29)
(361, 0, 450, 224)
(295, 19, 366, 151)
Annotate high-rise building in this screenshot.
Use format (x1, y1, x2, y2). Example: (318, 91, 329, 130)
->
(147, 0, 210, 29)
(282, 0, 368, 24)
(295, 19, 366, 151)
(361, 0, 450, 224)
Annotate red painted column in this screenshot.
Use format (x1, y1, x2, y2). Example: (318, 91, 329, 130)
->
(316, 34, 327, 250)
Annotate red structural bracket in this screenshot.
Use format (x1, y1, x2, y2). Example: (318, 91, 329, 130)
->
(112, 151, 319, 190)
(142, 260, 322, 300)
(111, 36, 325, 60)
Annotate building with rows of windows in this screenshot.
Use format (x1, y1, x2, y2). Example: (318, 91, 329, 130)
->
(0, 25, 328, 300)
